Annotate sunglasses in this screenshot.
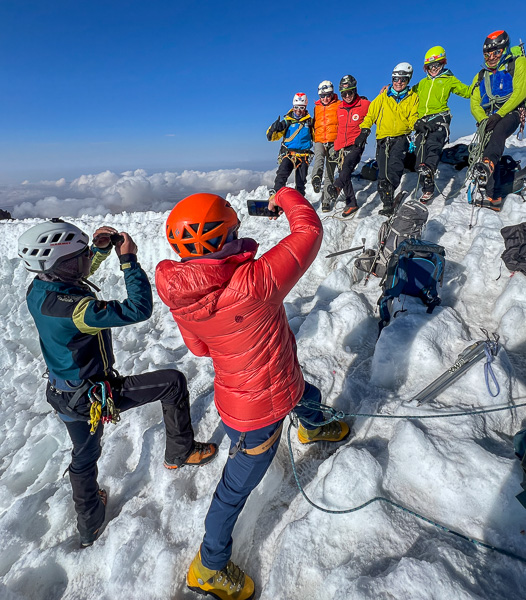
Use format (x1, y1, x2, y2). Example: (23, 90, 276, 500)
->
(427, 62, 444, 70)
(294, 105, 307, 110)
(392, 77, 409, 83)
(484, 48, 504, 59)
(341, 89, 355, 96)
(319, 92, 332, 98)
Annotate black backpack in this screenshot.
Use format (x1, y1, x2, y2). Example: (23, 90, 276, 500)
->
(501, 222, 526, 275)
(355, 199, 429, 280)
(360, 159, 379, 181)
(494, 155, 526, 198)
(378, 239, 446, 332)
(440, 143, 470, 170)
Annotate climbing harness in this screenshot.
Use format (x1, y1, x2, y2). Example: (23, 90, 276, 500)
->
(88, 381, 120, 435)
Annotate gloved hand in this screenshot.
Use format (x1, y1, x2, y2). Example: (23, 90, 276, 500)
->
(414, 119, 427, 134)
(485, 113, 502, 132)
(354, 128, 370, 149)
(267, 116, 286, 140)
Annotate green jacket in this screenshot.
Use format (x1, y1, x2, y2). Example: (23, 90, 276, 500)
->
(412, 69, 471, 118)
(470, 55, 526, 122)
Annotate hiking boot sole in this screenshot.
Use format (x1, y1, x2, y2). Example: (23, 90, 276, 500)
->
(187, 585, 255, 600)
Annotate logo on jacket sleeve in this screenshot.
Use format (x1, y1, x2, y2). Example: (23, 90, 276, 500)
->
(352, 114, 360, 121)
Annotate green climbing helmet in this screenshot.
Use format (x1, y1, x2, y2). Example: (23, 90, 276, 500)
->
(424, 46, 447, 66)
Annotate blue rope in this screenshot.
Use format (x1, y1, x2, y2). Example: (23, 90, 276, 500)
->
(484, 345, 500, 398)
(286, 419, 526, 564)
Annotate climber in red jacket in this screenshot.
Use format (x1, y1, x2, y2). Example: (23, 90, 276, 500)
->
(155, 187, 350, 600)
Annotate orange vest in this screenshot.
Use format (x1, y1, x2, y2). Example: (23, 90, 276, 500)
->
(313, 95, 339, 143)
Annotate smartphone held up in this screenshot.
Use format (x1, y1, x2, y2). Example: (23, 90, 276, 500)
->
(246, 200, 281, 218)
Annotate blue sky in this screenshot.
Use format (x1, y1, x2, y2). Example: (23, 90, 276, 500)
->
(0, 0, 523, 182)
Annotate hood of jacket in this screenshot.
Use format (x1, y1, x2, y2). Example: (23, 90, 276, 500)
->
(156, 238, 258, 321)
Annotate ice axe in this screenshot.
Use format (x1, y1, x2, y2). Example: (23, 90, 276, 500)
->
(325, 238, 366, 259)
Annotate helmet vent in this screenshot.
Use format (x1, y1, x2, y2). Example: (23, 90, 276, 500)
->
(30, 249, 39, 256)
(188, 223, 199, 234)
(21, 248, 28, 254)
(51, 233, 61, 243)
(168, 229, 175, 240)
(202, 221, 222, 234)
(42, 249, 51, 256)
(65, 233, 75, 241)
(39, 235, 48, 244)
(182, 228, 194, 239)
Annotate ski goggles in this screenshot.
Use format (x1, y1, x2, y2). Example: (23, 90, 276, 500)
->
(483, 48, 504, 59)
(425, 60, 445, 71)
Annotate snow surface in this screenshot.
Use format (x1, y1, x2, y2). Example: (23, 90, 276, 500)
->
(2, 141, 526, 599)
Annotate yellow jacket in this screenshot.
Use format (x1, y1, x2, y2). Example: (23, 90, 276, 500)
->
(361, 88, 419, 139)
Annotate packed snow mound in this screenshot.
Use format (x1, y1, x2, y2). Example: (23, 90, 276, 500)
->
(2, 140, 526, 599)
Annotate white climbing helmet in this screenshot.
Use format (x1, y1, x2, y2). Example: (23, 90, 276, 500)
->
(293, 92, 308, 107)
(318, 80, 334, 95)
(392, 62, 414, 81)
(18, 218, 89, 273)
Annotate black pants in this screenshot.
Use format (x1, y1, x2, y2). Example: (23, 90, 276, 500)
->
(274, 155, 309, 196)
(333, 146, 364, 207)
(415, 114, 451, 191)
(483, 110, 521, 197)
(48, 369, 194, 539)
(376, 135, 409, 207)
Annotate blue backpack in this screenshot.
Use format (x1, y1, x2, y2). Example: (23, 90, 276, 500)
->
(378, 239, 446, 332)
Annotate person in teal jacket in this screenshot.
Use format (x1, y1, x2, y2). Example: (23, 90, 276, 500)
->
(412, 46, 472, 202)
(470, 30, 526, 210)
(18, 219, 217, 547)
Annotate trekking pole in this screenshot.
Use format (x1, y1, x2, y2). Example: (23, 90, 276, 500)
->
(411, 331, 500, 406)
(325, 238, 366, 259)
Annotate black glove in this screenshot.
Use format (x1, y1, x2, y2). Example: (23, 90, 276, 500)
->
(414, 119, 427, 134)
(354, 128, 370, 149)
(485, 113, 502, 132)
(267, 116, 286, 141)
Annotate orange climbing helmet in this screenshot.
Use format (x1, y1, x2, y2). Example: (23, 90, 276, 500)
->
(165, 193, 239, 258)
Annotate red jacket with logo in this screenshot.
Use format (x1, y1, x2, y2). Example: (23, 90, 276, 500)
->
(155, 187, 323, 431)
(334, 96, 371, 151)
(313, 94, 340, 143)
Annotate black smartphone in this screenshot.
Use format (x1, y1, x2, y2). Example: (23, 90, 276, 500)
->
(246, 200, 280, 217)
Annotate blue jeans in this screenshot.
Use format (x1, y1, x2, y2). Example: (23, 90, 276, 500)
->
(200, 382, 323, 570)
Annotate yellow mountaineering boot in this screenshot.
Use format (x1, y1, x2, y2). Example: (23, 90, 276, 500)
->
(297, 420, 350, 444)
(187, 550, 255, 600)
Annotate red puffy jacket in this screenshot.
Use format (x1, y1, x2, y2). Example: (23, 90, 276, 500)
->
(155, 188, 323, 431)
(334, 96, 371, 151)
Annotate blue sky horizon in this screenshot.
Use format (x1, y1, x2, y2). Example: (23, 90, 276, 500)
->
(0, 0, 524, 183)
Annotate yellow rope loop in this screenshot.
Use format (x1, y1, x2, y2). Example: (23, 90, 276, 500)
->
(89, 401, 102, 435)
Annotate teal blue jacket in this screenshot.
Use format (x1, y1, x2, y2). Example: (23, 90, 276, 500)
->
(26, 247, 153, 383)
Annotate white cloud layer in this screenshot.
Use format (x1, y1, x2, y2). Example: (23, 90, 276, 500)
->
(1, 168, 276, 219)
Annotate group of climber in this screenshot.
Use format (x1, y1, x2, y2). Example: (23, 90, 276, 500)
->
(266, 30, 526, 216)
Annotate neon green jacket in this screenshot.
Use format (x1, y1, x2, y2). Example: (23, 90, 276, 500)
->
(412, 69, 471, 118)
(470, 55, 526, 122)
(361, 88, 419, 139)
